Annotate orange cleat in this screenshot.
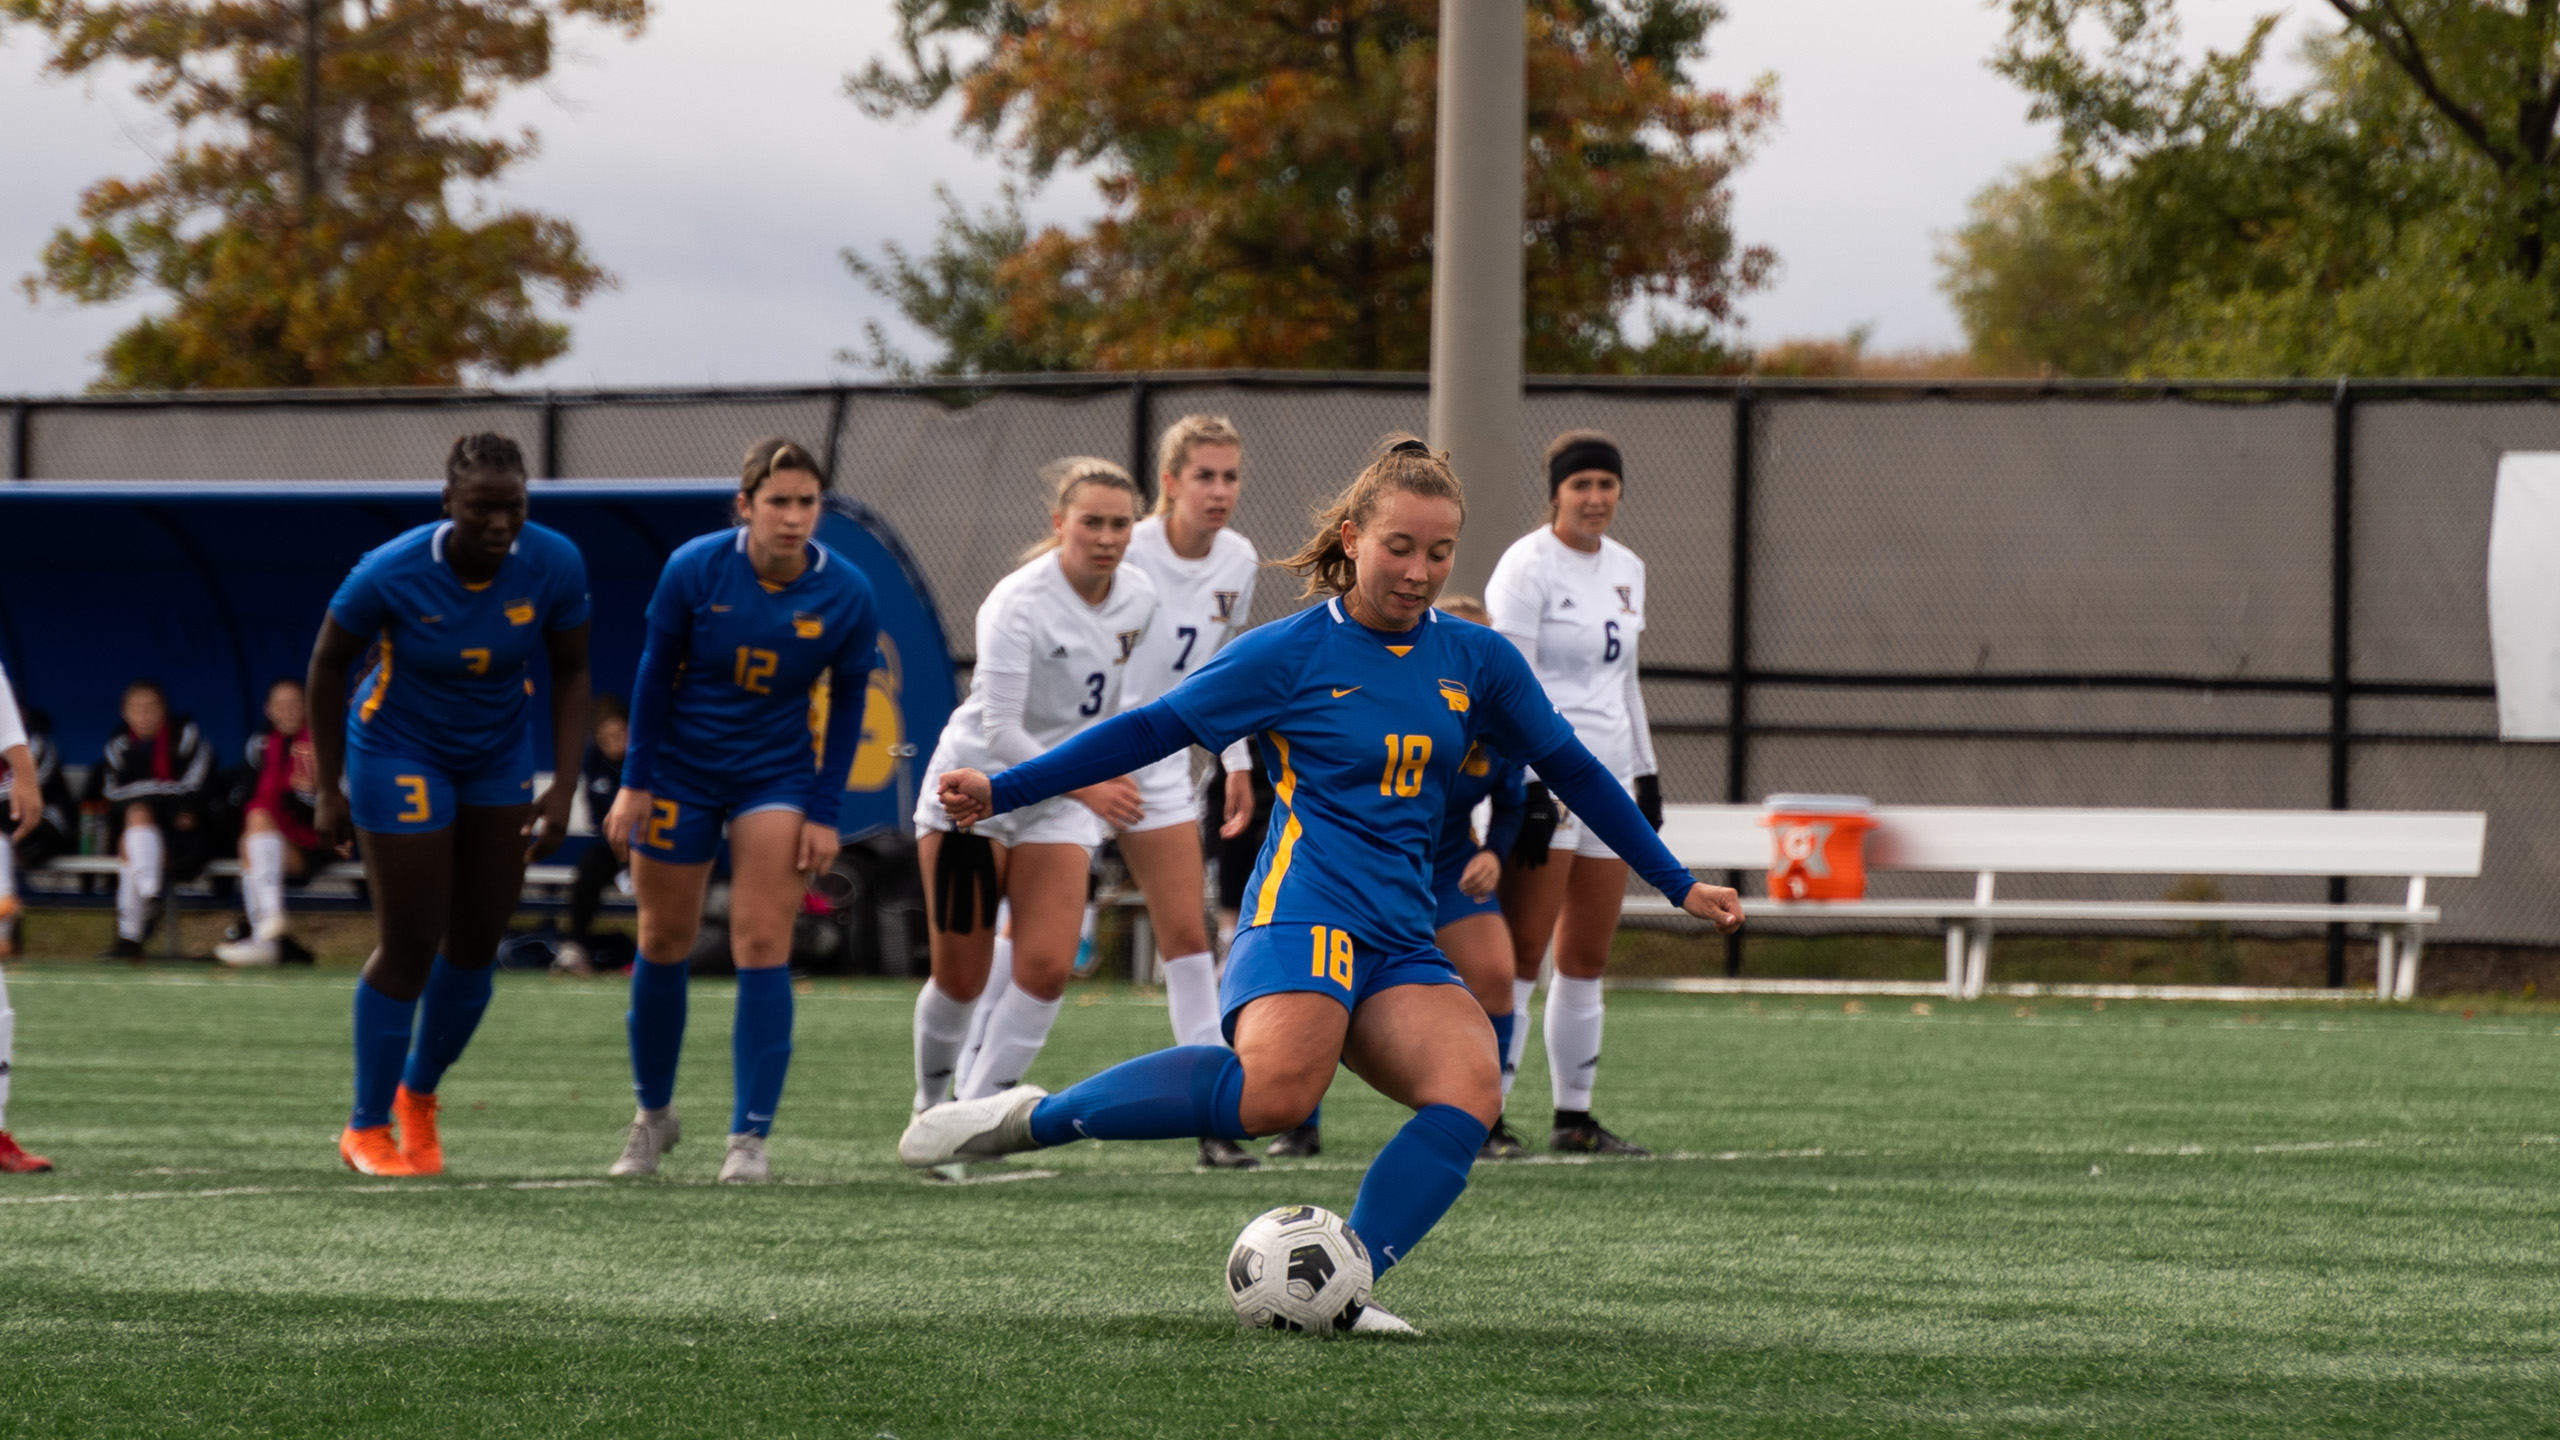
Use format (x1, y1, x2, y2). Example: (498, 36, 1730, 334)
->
(0, 1131, 53, 1173)
(338, 1124, 414, 1176)
(393, 1085, 443, 1175)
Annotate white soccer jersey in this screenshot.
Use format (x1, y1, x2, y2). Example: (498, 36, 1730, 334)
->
(926, 551, 1159, 779)
(1118, 516, 1260, 770)
(1485, 527, 1655, 780)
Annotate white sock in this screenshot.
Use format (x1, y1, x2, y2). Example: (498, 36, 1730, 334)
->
(119, 824, 163, 940)
(958, 935, 1013, 1084)
(0, 967, 13, 1129)
(1161, 951, 1223, 1048)
(244, 830, 287, 939)
(1505, 977, 1537, 1098)
(0, 831, 16, 904)
(1545, 974, 1605, 1112)
(957, 985, 1064, 1100)
(911, 980, 974, 1111)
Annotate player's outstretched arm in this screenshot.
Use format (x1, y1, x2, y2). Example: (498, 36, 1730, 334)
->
(1529, 735, 1744, 934)
(974, 698, 1204, 822)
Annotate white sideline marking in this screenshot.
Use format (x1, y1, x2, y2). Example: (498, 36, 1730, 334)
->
(1619, 977, 2374, 1002)
(0, 1178, 609, 1207)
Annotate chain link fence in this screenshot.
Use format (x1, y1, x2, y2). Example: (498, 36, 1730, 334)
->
(11, 375, 2558, 951)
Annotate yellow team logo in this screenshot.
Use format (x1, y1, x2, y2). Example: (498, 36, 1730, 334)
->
(793, 612, 824, 639)
(504, 600, 535, 626)
(1437, 679, 1471, 713)
(818, 633, 905, 794)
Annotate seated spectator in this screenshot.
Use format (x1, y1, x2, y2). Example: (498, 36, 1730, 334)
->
(87, 680, 214, 960)
(554, 694, 630, 977)
(215, 679, 320, 968)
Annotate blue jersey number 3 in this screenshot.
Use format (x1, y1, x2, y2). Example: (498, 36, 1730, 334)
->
(1078, 672, 1106, 716)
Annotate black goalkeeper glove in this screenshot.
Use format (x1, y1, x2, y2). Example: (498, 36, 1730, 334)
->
(1635, 773, 1664, 832)
(1511, 782, 1559, 869)
(932, 830, 1001, 935)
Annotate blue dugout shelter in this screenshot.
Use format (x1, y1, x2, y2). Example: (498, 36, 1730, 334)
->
(0, 482, 955, 842)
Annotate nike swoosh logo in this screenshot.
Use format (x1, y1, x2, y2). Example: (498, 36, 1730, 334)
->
(1333, 687, 1361, 697)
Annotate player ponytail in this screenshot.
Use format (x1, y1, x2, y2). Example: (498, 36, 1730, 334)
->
(741, 437, 823, 500)
(1019, 456, 1143, 562)
(1279, 435, 1465, 599)
(1153, 414, 1243, 515)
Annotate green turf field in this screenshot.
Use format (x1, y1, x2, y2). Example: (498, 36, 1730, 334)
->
(1, 967, 2554, 1437)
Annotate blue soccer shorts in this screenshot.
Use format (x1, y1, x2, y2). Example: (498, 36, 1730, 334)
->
(1218, 920, 1464, 1043)
(630, 772, 809, 867)
(345, 736, 535, 834)
(1430, 852, 1503, 931)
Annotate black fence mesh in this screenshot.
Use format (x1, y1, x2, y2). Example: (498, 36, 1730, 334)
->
(10, 375, 2558, 945)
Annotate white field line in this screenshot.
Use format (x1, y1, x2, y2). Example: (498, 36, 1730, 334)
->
(0, 1178, 608, 1207)
(1620, 977, 2375, 1002)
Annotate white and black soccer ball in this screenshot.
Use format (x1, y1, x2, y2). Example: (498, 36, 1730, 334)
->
(1225, 1204, 1373, 1336)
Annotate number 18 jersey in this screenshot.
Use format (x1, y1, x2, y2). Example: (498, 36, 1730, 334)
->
(1161, 599, 1573, 957)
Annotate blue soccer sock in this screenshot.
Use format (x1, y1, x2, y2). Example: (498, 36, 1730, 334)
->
(401, 956, 494, 1096)
(350, 979, 419, 1130)
(1490, 1011, 1517, 1084)
(1028, 1045, 1249, 1148)
(627, 957, 689, 1111)
(730, 966, 794, 1137)
(1347, 1104, 1488, 1276)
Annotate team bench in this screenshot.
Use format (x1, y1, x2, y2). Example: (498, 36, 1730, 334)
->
(23, 855, 598, 960)
(1635, 805, 2488, 1002)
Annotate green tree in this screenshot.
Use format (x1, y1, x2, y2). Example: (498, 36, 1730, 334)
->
(7, 0, 647, 390)
(1943, 0, 2560, 376)
(847, 0, 1775, 375)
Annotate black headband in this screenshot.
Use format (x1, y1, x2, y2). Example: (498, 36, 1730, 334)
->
(1389, 438, 1433, 457)
(1548, 438, 1623, 495)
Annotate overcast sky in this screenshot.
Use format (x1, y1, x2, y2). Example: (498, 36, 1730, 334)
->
(0, 1, 2321, 394)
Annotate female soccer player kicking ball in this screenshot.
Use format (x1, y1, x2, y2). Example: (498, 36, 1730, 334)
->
(1114, 416, 1264, 1169)
(1489, 430, 1667, 1155)
(603, 439, 881, 1184)
(910, 460, 1155, 1118)
(900, 440, 1744, 1332)
(309, 434, 593, 1176)
(0, 660, 55, 1172)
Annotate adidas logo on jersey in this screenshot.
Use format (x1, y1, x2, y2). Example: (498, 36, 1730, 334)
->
(1558, 597, 1576, 609)
(1049, 645, 1071, 658)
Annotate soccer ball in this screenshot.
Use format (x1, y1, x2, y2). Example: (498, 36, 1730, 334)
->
(1225, 1204, 1373, 1336)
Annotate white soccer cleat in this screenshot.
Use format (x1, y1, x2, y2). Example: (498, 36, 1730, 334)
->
(213, 936, 279, 967)
(1348, 1302, 1416, 1335)
(608, 1105, 680, 1177)
(897, 1085, 1047, 1169)
(718, 1131, 771, 1184)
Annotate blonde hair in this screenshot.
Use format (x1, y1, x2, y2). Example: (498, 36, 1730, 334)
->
(1020, 455, 1143, 561)
(1437, 594, 1492, 626)
(1153, 414, 1244, 515)
(1279, 436, 1466, 599)
(741, 435, 822, 498)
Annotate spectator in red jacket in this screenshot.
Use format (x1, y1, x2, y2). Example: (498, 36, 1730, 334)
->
(216, 679, 320, 967)
(90, 680, 214, 961)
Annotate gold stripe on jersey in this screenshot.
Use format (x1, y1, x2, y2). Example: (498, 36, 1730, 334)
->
(358, 636, 392, 723)
(1250, 731, 1303, 927)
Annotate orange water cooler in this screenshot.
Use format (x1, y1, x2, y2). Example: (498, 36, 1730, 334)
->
(1762, 794, 1876, 901)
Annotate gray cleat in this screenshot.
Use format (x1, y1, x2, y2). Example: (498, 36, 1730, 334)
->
(608, 1105, 680, 1177)
(718, 1131, 771, 1184)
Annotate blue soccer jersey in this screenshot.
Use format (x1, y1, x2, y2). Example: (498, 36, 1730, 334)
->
(329, 520, 592, 770)
(622, 528, 883, 827)
(1160, 599, 1575, 957)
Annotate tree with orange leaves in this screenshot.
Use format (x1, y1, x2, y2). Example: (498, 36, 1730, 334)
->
(848, 1, 1774, 375)
(7, 1, 647, 390)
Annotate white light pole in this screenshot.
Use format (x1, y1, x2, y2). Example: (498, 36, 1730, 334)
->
(1428, 0, 1527, 600)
